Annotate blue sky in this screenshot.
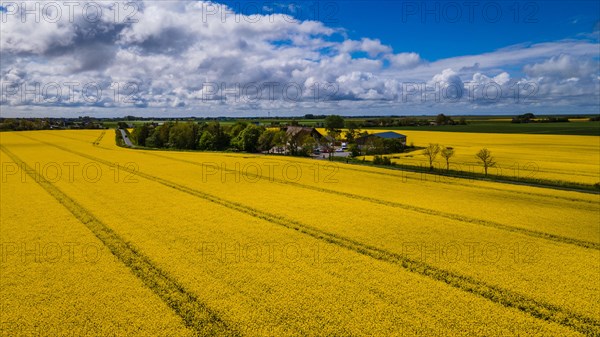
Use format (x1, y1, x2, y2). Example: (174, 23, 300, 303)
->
(361, 1, 598, 59)
(0, 0, 599, 117)
(223, 0, 600, 59)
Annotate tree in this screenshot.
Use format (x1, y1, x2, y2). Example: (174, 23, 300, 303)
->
(198, 131, 216, 150)
(198, 122, 230, 151)
(382, 138, 404, 154)
(344, 120, 361, 143)
(422, 143, 441, 171)
(326, 129, 341, 160)
(169, 122, 199, 149)
(435, 113, 455, 125)
(272, 130, 288, 154)
(154, 122, 173, 148)
(233, 124, 263, 152)
(258, 129, 278, 152)
(512, 113, 536, 124)
(440, 147, 455, 171)
(348, 143, 360, 157)
(229, 122, 248, 139)
(435, 114, 447, 125)
(324, 115, 344, 132)
(299, 135, 317, 156)
(287, 130, 313, 156)
(475, 148, 496, 176)
(131, 123, 150, 146)
(144, 133, 158, 148)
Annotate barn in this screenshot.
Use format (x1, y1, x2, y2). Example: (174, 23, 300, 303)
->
(356, 131, 407, 146)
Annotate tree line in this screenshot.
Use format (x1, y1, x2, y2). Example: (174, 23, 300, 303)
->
(0, 117, 105, 131)
(422, 144, 495, 176)
(129, 121, 327, 156)
(371, 143, 496, 176)
(359, 114, 467, 127)
(510, 113, 582, 123)
(131, 121, 271, 152)
(128, 115, 410, 157)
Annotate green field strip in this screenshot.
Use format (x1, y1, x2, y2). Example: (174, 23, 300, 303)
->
(0, 144, 240, 337)
(15, 134, 600, 336)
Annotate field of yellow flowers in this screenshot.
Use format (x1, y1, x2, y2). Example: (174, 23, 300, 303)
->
(1, 130, 598, 336)
(322, 128, 600, 185)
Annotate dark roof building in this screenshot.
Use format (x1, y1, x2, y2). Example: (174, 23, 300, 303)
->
(284, 126, 323, 140)
(356, 132, 407, 145)
(369, 131, 407, 139)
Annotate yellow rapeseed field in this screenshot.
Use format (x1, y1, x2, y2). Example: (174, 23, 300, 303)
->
(1, 130, 598, 336)
(390, 131, 599, 184)
(318, 128, 599, 184)
(0, 157, 194, 336)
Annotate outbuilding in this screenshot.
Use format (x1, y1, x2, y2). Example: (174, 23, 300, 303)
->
(356, 131, 407, 146)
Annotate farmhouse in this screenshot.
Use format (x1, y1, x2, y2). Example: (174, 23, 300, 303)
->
(267, 126, 324, 154)
(284, 126, 323, 140)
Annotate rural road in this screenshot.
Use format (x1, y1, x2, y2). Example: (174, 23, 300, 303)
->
(119, 129, 133, 147)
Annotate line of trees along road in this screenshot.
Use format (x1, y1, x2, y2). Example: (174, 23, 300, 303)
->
(130, 121, 320, 155)
(129, 115, 410, 157)
(131, 121, 273, 152)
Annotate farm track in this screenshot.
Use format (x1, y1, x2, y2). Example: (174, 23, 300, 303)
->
(14, 133, 600, 336)
(35, 131, 600, 249)
(0, 144, 240, 337)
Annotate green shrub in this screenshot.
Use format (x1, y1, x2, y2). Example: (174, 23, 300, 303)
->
(373, 155, 392, 166)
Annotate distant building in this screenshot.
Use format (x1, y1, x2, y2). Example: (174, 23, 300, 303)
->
(269, 126, 325, 155)
(284, 126, 323, 141)
(356, 131, 407, 146)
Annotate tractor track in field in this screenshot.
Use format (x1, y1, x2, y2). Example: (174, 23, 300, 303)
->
(42, 130, 599, 203)
(39, 130, 114, 151)
(0, 144, 240, 337)
(92, 131, 106, 146)
(13, 133, 600, 336)
(228, 150, 600, 200)
(31, 131, 600, 250)
(259, 155, 600, 202)
(138, 150, 600, 251)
